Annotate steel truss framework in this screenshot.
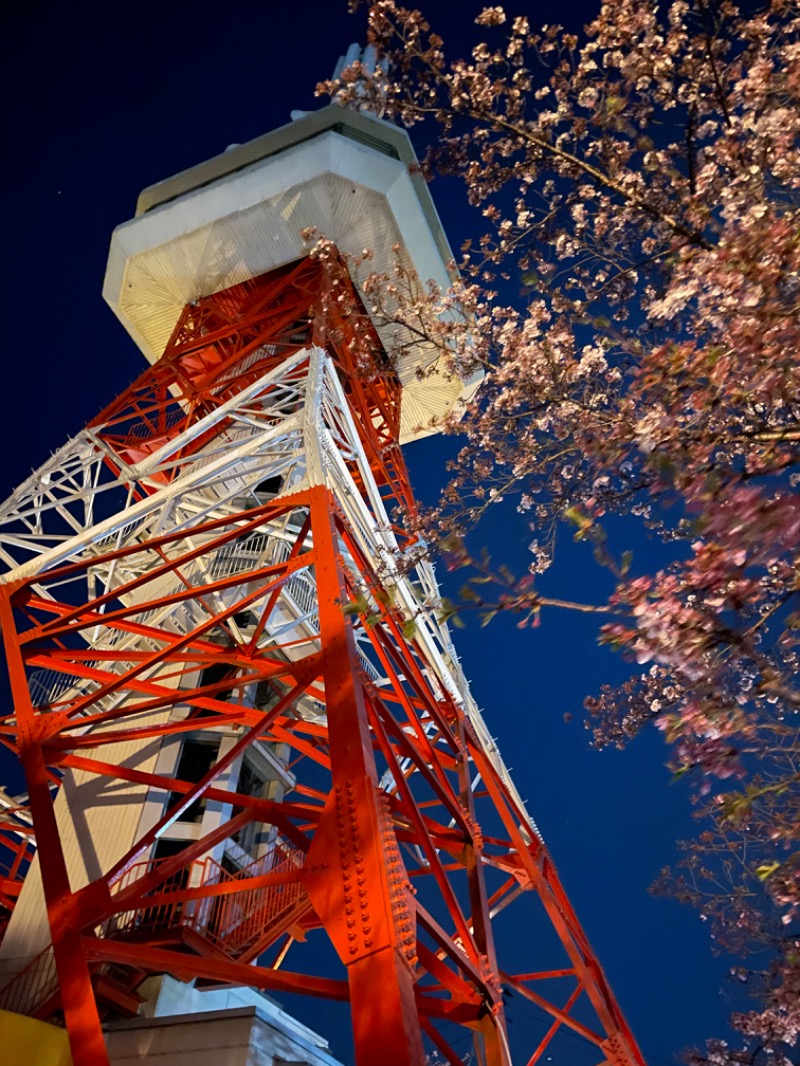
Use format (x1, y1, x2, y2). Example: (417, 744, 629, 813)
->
(0, 797, 34, 937)
(0, 259, 645, 1066)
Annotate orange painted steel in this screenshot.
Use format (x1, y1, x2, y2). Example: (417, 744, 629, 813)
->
(89, 255, 416, 523)
(0, 805, 35, 939)
(0, 261, 645, 1066)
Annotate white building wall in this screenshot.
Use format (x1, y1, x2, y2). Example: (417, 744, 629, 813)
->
(107, 977, 345, 1066)
(0, 718, 171, 980)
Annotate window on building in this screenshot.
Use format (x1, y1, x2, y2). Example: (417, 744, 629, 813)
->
(254, 679, 283, 712)
(233, 757, 268, 857)
(167, 737, 220, 823)
(199, 660, 235, 700)
(255, 475, 283, 497)
(142, 838, 192, 931)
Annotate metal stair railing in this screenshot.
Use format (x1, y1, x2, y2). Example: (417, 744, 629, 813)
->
(104, 836, 307, 962)
(189, 841, 306, 958)
(0, 942, 58, 1017)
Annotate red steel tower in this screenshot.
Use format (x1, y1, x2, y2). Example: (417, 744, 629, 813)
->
(0, 96, 645, 1066)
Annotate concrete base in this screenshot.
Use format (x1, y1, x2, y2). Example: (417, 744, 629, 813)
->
(105, 978, 345, 1066)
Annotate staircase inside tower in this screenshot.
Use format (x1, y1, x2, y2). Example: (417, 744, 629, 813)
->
(105, 841, 309, 959)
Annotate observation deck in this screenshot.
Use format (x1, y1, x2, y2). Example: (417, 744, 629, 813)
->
(104, 104, 481, 444)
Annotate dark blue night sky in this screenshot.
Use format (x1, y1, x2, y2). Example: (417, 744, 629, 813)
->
(1, 2, 745, 1062)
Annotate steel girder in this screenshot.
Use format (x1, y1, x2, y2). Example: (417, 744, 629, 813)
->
(0, 261, 644, 1066)
(0, 793, 35, 934)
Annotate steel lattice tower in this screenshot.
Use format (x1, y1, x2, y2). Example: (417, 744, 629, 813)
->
(0, 98, 645, 1066)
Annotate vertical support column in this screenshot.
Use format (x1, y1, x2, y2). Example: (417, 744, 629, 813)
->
(0, 592, 110, 1066)
(304, 485, 425, 1066)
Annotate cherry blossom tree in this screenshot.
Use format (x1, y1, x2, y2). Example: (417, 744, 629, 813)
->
(324, 1, 800, 1061)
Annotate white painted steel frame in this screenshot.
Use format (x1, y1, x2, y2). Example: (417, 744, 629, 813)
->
(0, 348, 535, 838)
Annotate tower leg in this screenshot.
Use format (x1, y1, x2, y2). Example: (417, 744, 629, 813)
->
(307, 486, 425, 1066)
(1, 595, 109, 1066)
(348, 948, 423, 1066)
